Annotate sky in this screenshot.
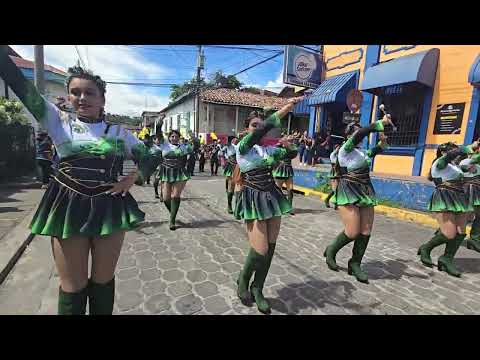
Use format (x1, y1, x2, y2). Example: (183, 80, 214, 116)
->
(10, 45, 297, 117)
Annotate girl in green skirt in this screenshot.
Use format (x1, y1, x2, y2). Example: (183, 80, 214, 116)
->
(235, 97, 303, 314)
(156, 129, 193, 230)
(459, 142, 480, 252)
(324, 116, 393, 283)
(418, 142, 477, 277)
(273, 134, 296, 215)
(222, 135, 239, 214)
(0, 48, 160, 315)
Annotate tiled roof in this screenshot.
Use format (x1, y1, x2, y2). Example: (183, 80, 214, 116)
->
(200, 88, 290, 110)
(9, 56, 67, 76)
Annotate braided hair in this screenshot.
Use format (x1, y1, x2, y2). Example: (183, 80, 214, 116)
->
(65, 66, 107, 97)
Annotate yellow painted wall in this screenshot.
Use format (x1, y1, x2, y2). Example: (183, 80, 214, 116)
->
(323, 45, 368, 82)
(373, 155, 414, 176)
(421, 149, 437, 177)
(378, 45, 480, 147)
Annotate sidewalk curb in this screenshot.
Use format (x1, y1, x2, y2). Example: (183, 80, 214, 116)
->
(293, 185, 472, 235)
(0, 206, 37, 285)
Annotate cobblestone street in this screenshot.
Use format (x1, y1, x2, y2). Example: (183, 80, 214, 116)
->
(4, 171, 480, 315)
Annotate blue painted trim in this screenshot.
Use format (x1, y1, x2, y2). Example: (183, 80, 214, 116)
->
(412, 86, 434, 176)
(326, 48, 364, 72)
(468, 54, 480, 85)
(361, 45, 381, 151)
(382, 146, 417, 156)
(465, 87, 480, 144)
(383, 45, 416, 55)
(320, 106, 326, 131)
(308, 106, 316, 137)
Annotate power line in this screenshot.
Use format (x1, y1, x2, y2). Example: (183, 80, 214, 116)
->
(106, 81, 176, 87)
(74, 45, 86, 68)
(231, 51, 283, 76)
(204, 45, 282, 52)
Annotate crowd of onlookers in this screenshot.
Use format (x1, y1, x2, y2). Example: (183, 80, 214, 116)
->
(288, 128, 334, 167)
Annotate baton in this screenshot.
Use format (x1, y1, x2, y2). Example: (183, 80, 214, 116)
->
(379, 104, 397, 132)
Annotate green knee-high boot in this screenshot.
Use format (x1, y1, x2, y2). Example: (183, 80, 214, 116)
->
(237, 248, 266, 306)
(287, 190, 294, 215)
(467, 216, 480, 253)
(324, 231, 355, 271)
(88, 278, 115, 315)
(348, 234, 371, 284)
(250, 243, 276, 314)
(325, 191, 335, 208)
(58, 286, 88, 315)
(227, 192, 234, 214)
(164, 198, 171, 213)
(169, 197, 181, 230)
(417, 231, 449, 267)
(438, 233, 466, 277)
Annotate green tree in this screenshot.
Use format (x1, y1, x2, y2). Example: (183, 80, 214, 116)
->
(169, 71, 243, 102)
(0, 97, 28, 125)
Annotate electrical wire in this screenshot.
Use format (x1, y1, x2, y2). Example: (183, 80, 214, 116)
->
(74, 45, 86, 68)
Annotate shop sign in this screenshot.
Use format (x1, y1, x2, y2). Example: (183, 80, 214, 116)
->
(283, 46, 323, 88)
(433, 103, 465, 135)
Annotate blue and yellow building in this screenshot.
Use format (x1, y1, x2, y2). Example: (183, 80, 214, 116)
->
(295, 45, 480, 210)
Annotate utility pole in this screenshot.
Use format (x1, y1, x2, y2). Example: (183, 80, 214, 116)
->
(34, 45, 45, 95)
(194, 45, 204, 137)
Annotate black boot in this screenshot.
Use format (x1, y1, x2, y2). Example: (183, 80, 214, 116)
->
(164, 198, 171, 213)
(288, 190, 294, 215)
(324, 191, 335, 208)
(250, 243, 276, 314)
(169, 197, 181, 230)
(58, 286, 88, 315)
(227, 192, 234, 214)
(438, 233, 465, 277)
(88, 278, 115, 315)
(324, 231, 355, 271)
(237, 248, 266, 307)
(347, 234, 370, 284)
(467, 216, 480, 253)
(417, 231, 448, 267)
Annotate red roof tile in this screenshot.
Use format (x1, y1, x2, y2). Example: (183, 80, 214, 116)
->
(200, 88, 290, 110)
(10, 56, 67, 76)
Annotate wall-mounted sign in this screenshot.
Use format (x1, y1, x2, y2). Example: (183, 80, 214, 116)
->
(326, 48, 364, 72)
(346, 89, 363, 113)
(433, 103, 465, 135)
(283, 45, 323, 89)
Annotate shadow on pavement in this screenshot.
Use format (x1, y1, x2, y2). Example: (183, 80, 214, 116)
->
(134, 221, 168, 234)
(271, 278, 381, 315)
(181, 219, 236, 229)
(0, 206, 24, 213)
(291, 208, 327, 215)
(453, 258, 480, 274)
(363, 259, 431, 280)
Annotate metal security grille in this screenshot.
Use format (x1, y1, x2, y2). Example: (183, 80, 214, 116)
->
(379, 85, 425, 146)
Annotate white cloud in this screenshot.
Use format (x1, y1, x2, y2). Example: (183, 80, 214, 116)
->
(10, 45, 172, 116)
(264, 72, 286, 93)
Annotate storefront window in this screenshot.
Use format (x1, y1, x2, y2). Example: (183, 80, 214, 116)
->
(378, 84, 425, 147)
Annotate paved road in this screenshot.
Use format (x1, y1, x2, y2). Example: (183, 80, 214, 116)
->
(3, 165, 480, 315)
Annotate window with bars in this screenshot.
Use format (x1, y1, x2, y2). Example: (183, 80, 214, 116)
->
(379, 84, 425, 147)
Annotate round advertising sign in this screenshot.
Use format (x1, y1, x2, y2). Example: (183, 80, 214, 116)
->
(346, 89, 363, 113)
(294, 53, 316, 80)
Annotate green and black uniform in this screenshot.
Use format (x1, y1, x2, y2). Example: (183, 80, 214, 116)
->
(418, 145, 471, 277)
(155, 133, 193, 230)
(460, 149, 480, 252)
(272, 147, 295, 211)
(235, 112, 297, 314)
(324, 120, 387, 284)
(0, 47, 161, 315)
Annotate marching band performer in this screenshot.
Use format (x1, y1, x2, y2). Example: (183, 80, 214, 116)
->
(235, 97, 303, 314)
